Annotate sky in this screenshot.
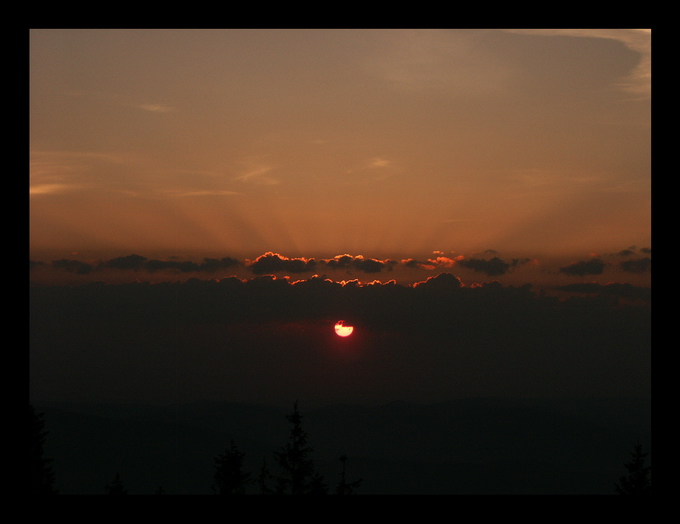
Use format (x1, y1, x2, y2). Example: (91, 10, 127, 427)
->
(29, 30, 651, 408)
(30, 29, 651, 289)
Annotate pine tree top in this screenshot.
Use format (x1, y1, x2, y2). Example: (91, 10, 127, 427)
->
(616, 441, 651, 495)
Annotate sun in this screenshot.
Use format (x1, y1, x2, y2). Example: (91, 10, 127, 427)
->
(334, 320, 354, 337)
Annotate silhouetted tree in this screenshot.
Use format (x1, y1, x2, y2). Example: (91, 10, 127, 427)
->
(616, 441, 651, 495)
(257, 458, 274, 494)
(307, 471, 329, 495)
(30, 405, 57, 495)
(105, 472, 128, 494)
(336, 454, 362, 495)
(273, 401, 327, 494)
(213, 440, 251, 494)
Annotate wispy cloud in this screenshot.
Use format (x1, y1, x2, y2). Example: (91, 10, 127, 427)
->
(29, 183, 77, 196)
(137, 103, 175, 113)
(63, 90, 177, 113)
(30, 151, 241, 199)
(367, 157, 391, 169)
(345, 157, 398, 182)
(29, 151, 126, 197)
(165, 189, 240, 198)
(234, 160, 281, 185)
(346, 157, 392, 172)
(503, 29, 651, 98)
(371, 29, 512, 95)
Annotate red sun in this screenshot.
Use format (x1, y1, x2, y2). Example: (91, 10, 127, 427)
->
(334, 320, 354, 337)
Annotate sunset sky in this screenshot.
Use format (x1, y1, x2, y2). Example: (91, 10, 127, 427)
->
(30, 29, 651, 287)
(30, 29, 652, 417)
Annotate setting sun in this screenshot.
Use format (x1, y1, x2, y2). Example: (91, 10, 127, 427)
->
(334, 321, 354, 337)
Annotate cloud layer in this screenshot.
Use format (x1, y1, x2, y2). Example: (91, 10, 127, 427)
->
(32, 247, 652, 286)
(30, 269, 651, 405)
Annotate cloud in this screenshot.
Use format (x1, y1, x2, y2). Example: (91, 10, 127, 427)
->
(248, 252, 317, 275)
(401, 253, 466, 272)
(412, 272, 463, 291)
(620, 258, 651, 274)
(429, 255, 464, 268)
(401, 258, 435, 271)
(30, 249, 639, 284)
(51, 259, 95, 275)
(371, 29, 512, 96)
(143, 257, 240, 274)
(30, 260, 45, 271)
(557, 282, 651, 302)
(29, 183, 76, 196)
(245, 253, 400, 276)
(559, 259, 606, 277)
(165, 189, 240, 198)
(503, 29, 651, 98)
(44, 254, 241, 276)
(30, 272, 651, 404)
(351, 256, 393, 274)
(323, 255, 398, 274)
(458, 257, 509, 276)
(62, 90, 176, 113)
(322, 254, 354, 270)
(29, 270, 650, 346)
(104, 254, 149, 270)
(137, 103, 174, 113)
(344, 157, 398, 183)
(456, 256, 530, 277)
(368, 158, 391, 168)
(29, 151, 127, 197)
(234, 160, 281, 185)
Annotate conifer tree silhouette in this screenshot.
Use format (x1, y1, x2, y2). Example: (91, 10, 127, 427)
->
(105, 472, 129, 494)
(616, 441, 651, 495)
(257, 458, 274, 494)
(30, 405, 57, 495)
(273, 401, 327, 494)
(213, 440, 251, 494)
(336, 454, 362, 495)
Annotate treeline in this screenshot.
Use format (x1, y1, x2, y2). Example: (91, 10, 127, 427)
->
(31, 402, 361, 495)
(212, 401, 361, 495)
(31, 403, 650, 494)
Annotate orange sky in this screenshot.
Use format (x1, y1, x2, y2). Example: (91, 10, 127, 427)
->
(30, 29, 651, 279)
